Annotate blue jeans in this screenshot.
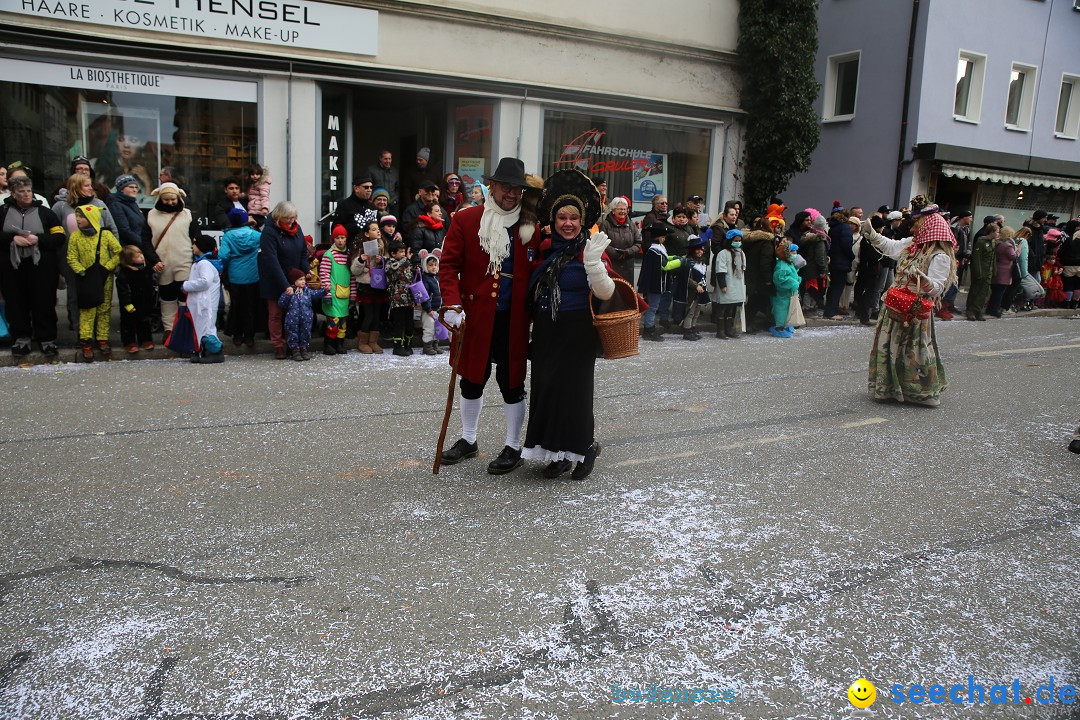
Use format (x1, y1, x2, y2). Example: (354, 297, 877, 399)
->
(658, 291, 672, 323)
(643, 292, 662, 328)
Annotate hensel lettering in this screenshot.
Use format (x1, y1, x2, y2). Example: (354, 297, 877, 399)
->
(175, 0, 320, 25)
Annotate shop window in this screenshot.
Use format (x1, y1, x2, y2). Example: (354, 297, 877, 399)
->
(1055, 74, 1079, 139)
(541, 110, 712, 216)
(451, 103, 493, 198)
(0, 78, 256, 228)
(954, 51, 986, 123)
(824, 51, 860, 121)
(1005, 62, 1037, 131)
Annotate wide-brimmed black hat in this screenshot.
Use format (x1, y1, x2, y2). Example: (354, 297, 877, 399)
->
(484, 157, 527, 187)
(537, 169, 602, 230)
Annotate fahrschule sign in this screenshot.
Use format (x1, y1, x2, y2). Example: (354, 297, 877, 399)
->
(1, 0, 378, 56)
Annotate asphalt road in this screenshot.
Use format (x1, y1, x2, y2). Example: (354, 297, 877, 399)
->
(1, 316, 1078, 720)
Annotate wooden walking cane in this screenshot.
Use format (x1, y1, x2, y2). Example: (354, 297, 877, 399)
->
(433, 305, 465, 475)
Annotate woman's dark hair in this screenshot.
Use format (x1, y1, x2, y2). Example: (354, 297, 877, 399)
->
(870, 215, 886, 231)
(248, 163, 263, 176)
(723, 199, 739, 213)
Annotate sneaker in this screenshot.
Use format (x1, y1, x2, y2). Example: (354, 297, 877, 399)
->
(80, 341, 94, 362)
(41, 342, 59, 359)
(642, 327, 664, 342)
(300, 350, 312, 361)
(936, 308, 954, 320)
(140, 341, 155, 351)
(126, 343, 139, 354)
(274, 347, 287, 360)
(441, 438, 478, 465)
(682, 331, 700, 341)
(11, 340, 31, 357)
(97, 341, 112, 356)
(291, 349, 303, 361)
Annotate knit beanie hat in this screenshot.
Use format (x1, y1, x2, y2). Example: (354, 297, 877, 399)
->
(194, 235, 217, 254)
(114, 174, 138, 192)
(372, 188, 390, 202)
(286, 268, 306, 284)
(227, 208, 249, 227)
(331, 223, 348, 238)
(417, 147, 431, 161)
(379, 214, 398, 226)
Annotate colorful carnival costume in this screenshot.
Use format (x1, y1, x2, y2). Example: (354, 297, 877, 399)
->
(859, 207, 958, 407)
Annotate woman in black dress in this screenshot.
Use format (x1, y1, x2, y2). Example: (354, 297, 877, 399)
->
(522, 170, 614, 479)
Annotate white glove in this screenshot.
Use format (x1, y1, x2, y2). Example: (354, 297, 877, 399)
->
(583, 231, 611, 266)
(443, 308, 464, 328)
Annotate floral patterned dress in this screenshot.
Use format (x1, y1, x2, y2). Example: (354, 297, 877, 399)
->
(865, 220, 957, 405)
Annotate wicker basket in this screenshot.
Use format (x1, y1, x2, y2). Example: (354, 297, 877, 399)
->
(590, 277, 642, 359)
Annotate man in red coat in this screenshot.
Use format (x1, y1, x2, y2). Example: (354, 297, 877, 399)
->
(438, 157, 539, 474)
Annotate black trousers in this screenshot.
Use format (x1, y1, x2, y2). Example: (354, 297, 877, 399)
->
(389, 306, 413, 345)
(228, 282, 260, 341)
(120, 307, 153, 345)
(459, 310, 525, 404)
(0, 262, 58, 342)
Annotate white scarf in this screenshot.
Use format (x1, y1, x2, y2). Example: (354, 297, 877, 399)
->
(479, 193, 522, 276)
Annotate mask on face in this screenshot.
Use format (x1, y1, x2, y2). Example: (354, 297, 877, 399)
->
(731, 241, 742, 249)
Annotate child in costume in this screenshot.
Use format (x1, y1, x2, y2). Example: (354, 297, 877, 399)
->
(67, 204, 122, 361)
(770, 239, 801, 338)
(115, 245, 156, 353)
(711, 228, 746, 338)
(183, 235, 225, 363)
(384, 239, 418, 356)
(350, 220, 388, 353)
(218, 207, 262, 347)
(637, 230, 681, 341)
(279, 267, 327, 361)
(418, 249, 444, 355)
(671, 234, 709, 340)
(319, 224, 355, 355)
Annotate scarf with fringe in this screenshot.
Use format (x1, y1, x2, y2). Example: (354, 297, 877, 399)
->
(479, 193, 521, 276)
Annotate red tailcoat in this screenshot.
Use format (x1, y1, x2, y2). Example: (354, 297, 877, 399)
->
(438, 204, 540, 387)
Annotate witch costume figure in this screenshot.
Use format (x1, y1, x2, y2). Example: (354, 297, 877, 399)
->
(522, 170, 615, 480)
(859, 205, 958, 407)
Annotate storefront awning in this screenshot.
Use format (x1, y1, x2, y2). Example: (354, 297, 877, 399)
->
(940, 163, 1080, 191)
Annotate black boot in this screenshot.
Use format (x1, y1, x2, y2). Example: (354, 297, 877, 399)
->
(323, 338, 337, 355)
(725, 316, 739, 339)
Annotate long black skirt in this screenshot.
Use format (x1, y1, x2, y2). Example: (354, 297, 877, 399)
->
(522, 309, 598, 463)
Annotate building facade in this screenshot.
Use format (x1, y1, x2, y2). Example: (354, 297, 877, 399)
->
(784, 0, 1080, 227)
(0, 0, 744, 239)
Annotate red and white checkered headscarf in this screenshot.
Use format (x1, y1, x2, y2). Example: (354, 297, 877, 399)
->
(912, 211, 956, 249)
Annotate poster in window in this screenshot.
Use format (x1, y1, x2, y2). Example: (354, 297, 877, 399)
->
(82, 102, 160, 208)
(632, 153, 667, 214)
(457, 157, 485, 197)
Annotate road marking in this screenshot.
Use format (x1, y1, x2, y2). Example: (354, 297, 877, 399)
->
(972, 343, 1080, 358)
(611, 417, 888, 468)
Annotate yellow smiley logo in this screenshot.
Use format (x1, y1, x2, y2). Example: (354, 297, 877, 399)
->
(848, 678, 877, 708)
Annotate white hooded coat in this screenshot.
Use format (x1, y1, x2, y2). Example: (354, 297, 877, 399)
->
(182, 256, 220, 342)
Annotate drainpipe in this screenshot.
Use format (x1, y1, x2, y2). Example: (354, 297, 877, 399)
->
(286, 63, 293, 198)
(517, 88, 528, 159)
(895, 0, 920, 209)
(716, 121, 730, 212)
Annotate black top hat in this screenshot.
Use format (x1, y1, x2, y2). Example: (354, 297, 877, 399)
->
(484, 157, 527, 187)
(537, 169, 602, 230)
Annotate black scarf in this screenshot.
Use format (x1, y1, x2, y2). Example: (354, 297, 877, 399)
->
(531, 231, 587, 320)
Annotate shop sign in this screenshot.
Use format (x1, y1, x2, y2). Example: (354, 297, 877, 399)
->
(0, 0, 378, 56)
(0, 57, 257, 101)
(553, 129, 652, 174)
(325, 112, 340, 215)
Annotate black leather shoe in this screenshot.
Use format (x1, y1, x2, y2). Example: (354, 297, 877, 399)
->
(542, 459, 573, 479)
(487, 445, 523, 475)
(571, 442, 601, 480)
(441, 438, 478, 465)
